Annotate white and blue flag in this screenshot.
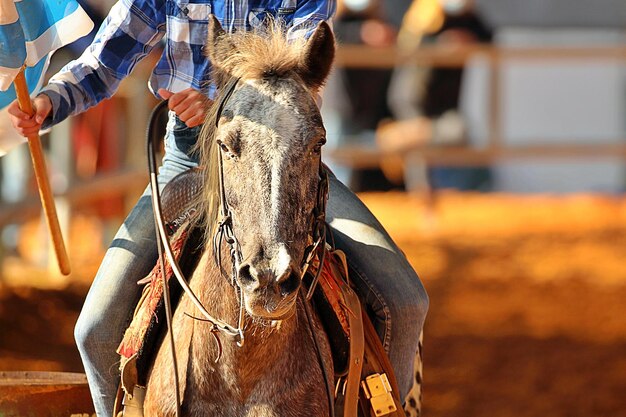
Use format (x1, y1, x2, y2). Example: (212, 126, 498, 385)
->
(0, 0, 93, 109)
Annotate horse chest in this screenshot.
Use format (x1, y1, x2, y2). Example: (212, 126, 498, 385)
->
(182, 319, 330, 417)
(184, 369, 309, 417)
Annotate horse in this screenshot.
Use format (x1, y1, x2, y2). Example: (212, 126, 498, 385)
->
(141, 17, 337, 417)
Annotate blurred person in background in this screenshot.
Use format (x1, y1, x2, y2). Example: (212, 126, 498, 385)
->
(7, 1, 428, 415)
(322, 0, 413, 190)
(377, 0, 493, 191)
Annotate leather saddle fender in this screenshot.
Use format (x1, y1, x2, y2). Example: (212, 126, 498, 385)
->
(312, 249, 407, 417)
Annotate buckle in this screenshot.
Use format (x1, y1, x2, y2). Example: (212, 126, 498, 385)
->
(361, 373, 397, 416)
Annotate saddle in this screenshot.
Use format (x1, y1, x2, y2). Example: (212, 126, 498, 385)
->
(114, 168, 407, 417)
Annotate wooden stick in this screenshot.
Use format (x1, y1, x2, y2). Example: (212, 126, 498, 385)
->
(13, 68, 71, 275)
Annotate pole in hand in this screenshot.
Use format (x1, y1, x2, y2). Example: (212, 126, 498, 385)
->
(13, 68, 71, 276)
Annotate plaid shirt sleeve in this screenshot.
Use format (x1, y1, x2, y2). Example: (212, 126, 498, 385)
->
(40, 0, 166, 128)
(39, 0, 335, 128)
(288, 0, 336, 40)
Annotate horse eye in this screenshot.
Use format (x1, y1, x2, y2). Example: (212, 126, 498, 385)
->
(218, 141, 229, 153)
(217, 140, 235, 159)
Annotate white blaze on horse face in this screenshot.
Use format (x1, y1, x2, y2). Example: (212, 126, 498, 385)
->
(269, 148, 294, 234)
(329, 218, 396, 252)
(275, 243, 292, 279)
(233, 115, 297, 235)
(245, 79, 311, 233)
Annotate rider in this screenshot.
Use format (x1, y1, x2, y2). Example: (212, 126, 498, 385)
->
(8, 1, 428, 415)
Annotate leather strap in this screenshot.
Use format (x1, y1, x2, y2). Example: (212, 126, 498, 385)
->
(122, 386, 147, 417)
(360, 311, 407, 417)
(326, 250, 406, 417)
(307, 247, 364, 417)
(330, 250, 364, 417)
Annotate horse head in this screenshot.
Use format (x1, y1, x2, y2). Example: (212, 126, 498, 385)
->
(198, 16, 335, 321)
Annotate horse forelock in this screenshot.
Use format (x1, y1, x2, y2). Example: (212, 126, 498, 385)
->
(213, 19, 307, 83)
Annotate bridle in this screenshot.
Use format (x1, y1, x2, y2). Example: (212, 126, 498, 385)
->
(210, 77, 333, 416)
(148, 76, 333, 415)
(210, 75, 330, 332)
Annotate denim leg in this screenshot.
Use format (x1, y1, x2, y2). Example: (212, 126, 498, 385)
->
(74, 114, 200, 417)
(326, 174, 429, 400)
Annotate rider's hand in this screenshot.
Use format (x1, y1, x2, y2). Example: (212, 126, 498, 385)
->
(7, 94, 52, 137)
(158, 88, 212, 128)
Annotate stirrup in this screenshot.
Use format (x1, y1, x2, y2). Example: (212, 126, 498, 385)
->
(121, 385, 146, 417)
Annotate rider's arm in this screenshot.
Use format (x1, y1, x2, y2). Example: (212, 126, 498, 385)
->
(38, 0, 166, 129)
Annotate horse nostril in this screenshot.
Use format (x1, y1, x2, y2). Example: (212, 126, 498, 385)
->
(238, 264, 256, 287)
(278, 271, 301, 296)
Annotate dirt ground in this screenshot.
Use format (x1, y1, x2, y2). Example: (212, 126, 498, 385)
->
(1, 191, 626, 417)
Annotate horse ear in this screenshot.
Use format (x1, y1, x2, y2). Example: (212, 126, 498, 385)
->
(206, 15, 237, 67)
(297, 21, 335, 91)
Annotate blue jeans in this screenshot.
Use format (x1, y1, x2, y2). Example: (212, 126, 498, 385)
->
(327, 177, 428, 399)
(75, 114, 428, 416)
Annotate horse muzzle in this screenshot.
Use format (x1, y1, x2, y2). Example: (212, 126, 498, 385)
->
(237, 262, 302, 320)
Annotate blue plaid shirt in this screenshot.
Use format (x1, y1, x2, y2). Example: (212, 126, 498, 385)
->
(40, 0, 335, 128)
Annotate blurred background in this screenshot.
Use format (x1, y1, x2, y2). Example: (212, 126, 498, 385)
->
(1, 0, 626, 416)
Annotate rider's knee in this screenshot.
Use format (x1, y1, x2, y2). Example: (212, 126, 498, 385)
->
(74, 311, 109, 353)
(74, 313, 91, 352)
(412, 282, 429, 322)
(388, 273, 429, 329)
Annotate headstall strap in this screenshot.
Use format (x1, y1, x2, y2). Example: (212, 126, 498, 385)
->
(212, 76, 247, 345)
(213, 76, 243, 288)
(211, 75, 331, 343)
(215, 77, 241, 128)
(304, 163, 330, 300)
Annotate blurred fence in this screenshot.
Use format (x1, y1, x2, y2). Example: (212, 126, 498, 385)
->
(328, 43, 626, 169)
(1, 42, 626, 229)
